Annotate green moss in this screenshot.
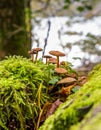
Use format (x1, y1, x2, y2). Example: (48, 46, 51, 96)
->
(0, 56, 51, 130)
(70, 103, 101, 130)
(39, 64, 101, 130)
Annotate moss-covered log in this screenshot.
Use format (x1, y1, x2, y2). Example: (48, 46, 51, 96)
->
(39, 64, 101, 130)
(0, 0, 30, 59)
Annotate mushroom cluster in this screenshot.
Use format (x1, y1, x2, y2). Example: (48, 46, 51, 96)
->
(28, 48, 86, 99)
(28, 47, 43, 62)
(28, 49, 65, 66)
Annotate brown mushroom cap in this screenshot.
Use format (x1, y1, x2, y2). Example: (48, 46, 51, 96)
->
(48, 58, 57, 64)
(78, 76, 87, 81)
(54, 67, 67, 74)
(32, 48, 43, 61)
(32, 47, 43, 52)
(28, 50, 37, 61)
(57, 77, 76, 84)
(43, 55, 52, 59)
(60, 61, 66, 66)
(28, 50, 37, 54)
(49, 50, 65, 57)
(43, 55, 52, 64)
(49, 50, 65, 68)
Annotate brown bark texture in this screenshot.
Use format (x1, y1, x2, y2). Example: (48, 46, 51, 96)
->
(0, 0, 30, 59)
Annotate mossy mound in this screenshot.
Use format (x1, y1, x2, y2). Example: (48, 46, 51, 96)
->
(0, 55, 77, 130)
(39, 64, 101, 130)
(0, 56, 51, 130)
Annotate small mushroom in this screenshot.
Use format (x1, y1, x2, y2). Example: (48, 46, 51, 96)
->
(48, 57, 57, 64)
(32, 47, 43, 61)
(43, 55, 52, 64)
(54, 67, 67, 75)
(78, 76, 87, 86)
(57, 77, 76, 85)
(49, 50, 65, 67)
(60, 61, 66, 66)
(28, 50, 37, 61)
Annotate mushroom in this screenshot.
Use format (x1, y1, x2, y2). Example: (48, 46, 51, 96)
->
(32, 47, 43, 61)
(57, 77, 76, 85)
(48, 57, 57, 64)
(28, 50, 37, 61)
(42, 55, 52, 64)
(78, 76, 87, 86)
(49, 50, 65, 67)
(54, 67, 67, 75)
(60, 61, 66, 66)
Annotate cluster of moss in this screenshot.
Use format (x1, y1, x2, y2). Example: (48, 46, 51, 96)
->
(39, 64, 101, 130)
(0, 56, 51, 130)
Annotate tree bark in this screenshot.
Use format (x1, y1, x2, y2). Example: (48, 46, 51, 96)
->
(0, 0, 31, 59)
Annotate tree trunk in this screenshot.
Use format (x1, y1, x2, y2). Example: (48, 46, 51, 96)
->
(0, 0, 31, 59)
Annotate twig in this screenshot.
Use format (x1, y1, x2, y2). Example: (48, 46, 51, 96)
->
(42, 20, 51, 57)
(36, 109, 43, 130)
(7, 27, 24, 38)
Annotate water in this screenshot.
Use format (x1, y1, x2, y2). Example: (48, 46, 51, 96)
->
(31, 16, 101, 68)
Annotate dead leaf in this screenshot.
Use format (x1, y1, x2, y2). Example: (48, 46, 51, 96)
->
(46, 99, 62, 118)
(61, 83, 76, 96)
(40, 102, 52, 122)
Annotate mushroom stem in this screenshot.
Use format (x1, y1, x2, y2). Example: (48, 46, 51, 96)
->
(43, 55, 52, 64)
(32, 54, 34, 61)
(57, 56, 59, 68)
(46, 58, 48, 64)
(49, 50, 65, 68)
(35, 52, 38, 61)
(32, 48, 43, 61)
